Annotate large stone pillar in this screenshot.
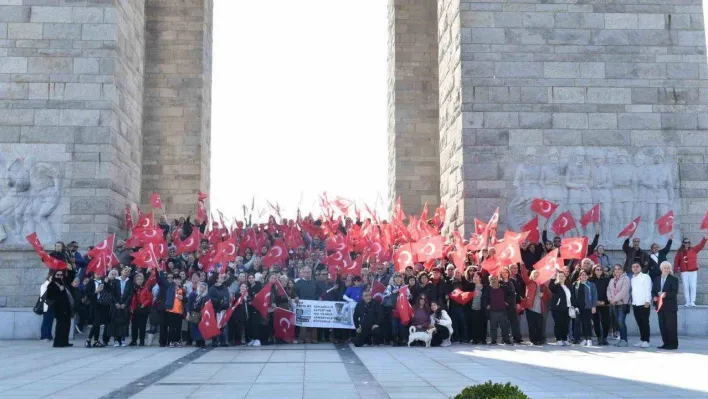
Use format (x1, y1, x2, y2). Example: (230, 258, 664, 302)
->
(142, 0, 213, 217)
(387, 0, 440, 216)
(442, 0, 707, 302)
(0, 1, 145, 307)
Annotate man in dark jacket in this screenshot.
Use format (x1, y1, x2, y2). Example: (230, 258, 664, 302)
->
(294, 266, 322, 343)
(652, 262, 679, 350)
(208, 272, 232, 347)
(622, 237, 649, 274)
(353, 290, 382, 347)
(646, 235, 673, 279)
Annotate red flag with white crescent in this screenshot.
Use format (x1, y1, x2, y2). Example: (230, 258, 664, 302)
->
(218, 293, 245, 329)
(198, 191, 209, 202)
(395, 286, 413, 325)
(198, 300, 221, 339)
(449, 288, 476, 305)
(487, 207, 500, 232)
(551, 210, 576, 236)
(150, 193, 163, 209)
(413, 235, 443, 262)
(493, 240, 521, 267)
(274, 307, 296, 343)
(393, 243, 415, 272)
(465, 233, 486, 252)
(580, 204, 600, 227)
(474, 218, 488, 235)
(252, 283, 273, 319)
(618, 217, 641, 238)
(533, 249, 561, 285)
(559, 237, 588, 260)
(176, 227, 200, 255)
(372, 281, 386, 303)
(521, 217, 540, 243)
(135, 211, 155, 230)
(503, 230, 530, 245)
(25, 232, 44, 255)
(530, 198, 559, 219)
(262, 239, 287, 268)
(481, 256, 502, 275)
(655, 210, 674, 235)
(196, 200, 207, 224)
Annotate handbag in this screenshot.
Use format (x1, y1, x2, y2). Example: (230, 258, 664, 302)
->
(382, 294, 395, 309)
(568, 307, 577, 319)
(185, 311, 202, 324)
(33, 297, 45, 315)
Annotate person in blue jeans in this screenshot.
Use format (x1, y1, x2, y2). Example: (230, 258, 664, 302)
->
(607, 264, 631, 347)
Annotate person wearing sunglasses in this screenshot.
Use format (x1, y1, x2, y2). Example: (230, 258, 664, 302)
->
(673, 235, 708, 307)
(44, 269, 75, 348)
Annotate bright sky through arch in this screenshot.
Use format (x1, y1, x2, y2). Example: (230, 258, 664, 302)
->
(211, 1, 389, 223)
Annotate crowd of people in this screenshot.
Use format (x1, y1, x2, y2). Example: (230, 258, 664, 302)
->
(37, 212, 703, 352)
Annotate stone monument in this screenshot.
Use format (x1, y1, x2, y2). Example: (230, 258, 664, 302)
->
(0, 0, 213, 311)
(388, 0, 708, 306)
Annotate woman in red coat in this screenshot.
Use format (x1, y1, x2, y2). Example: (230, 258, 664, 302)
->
(520, 267, 551, 345)
(674, 236, 707, 307)
(129, 271, 156, 346)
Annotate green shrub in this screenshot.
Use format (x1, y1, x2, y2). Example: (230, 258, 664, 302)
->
(454, 381, 530, 399)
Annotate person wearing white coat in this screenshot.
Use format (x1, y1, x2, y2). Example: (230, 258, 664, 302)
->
(629, 263, 653, 348)
(429, 301, 453, 347)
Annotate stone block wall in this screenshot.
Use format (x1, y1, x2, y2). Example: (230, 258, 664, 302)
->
(437, 0, 708, 302)
(387, 0, 440, 216)
(141, 0, 213, 217)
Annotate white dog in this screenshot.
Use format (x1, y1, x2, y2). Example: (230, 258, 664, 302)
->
(407, 326, 433, 348)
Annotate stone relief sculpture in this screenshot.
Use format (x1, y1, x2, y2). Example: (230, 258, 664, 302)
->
(0, 154, 61, 245)
(507, 147, 680, 249)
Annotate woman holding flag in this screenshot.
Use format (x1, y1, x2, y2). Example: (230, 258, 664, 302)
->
(186, 282, 209, 348)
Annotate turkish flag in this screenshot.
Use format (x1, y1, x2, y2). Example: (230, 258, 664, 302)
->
(656, 210, 674, 235)
(41, 252, 68, 270)
(198, 191, 209, 202)
(449, 288, 475, 305)
(393, 243, 415, 272)
(466, 233, 486, 252)
(413, 235, 443, 262)
(150, 193, 163, 209)
(196, 200, 208, 224)
(618, 217, 641, 238)
(503, 230, 530, 244)
(323, 250, 346, 269)
(262, 239, 287, 268)
(395, 286, 414, 325)
(135, 211, 155, 230)
(125, 205, 133, 230)
(325, 234, 347, 252)
(487, 207, 500, 231)
(176, 227, 200, 255)
(493, 240, 521, 267)
(274, 308, 296, 343)
(218, 234, 238, 264)
(87, 234, 117, 260)
(580, 204, 600, 227)
(522, 217, 540, 243)
(481, 256, 502, 275)
(432, 203, 446, 229)
(530, 198, 559, 219)
(701, 211, 708, 230)
(198, 300, 221, 340)
(25, 232, 44, 255)
(559, 237, 588, 260)
(218, 293, 245, 329)
(252, 283, 273, 319)
(86, 253, 116, 277)
(656, 292, 665, 312)
(372, 281, 386, 303)
(474, 219, 488, 235)
(125, 228, 165, 250)
(551, 210, 576, 236)
(340, 254, 363, 277)
(534, 249, 561, 285)
(131, 243, 160, 269)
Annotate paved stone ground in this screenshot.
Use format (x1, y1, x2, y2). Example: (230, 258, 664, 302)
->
(0, 338, 706, 399)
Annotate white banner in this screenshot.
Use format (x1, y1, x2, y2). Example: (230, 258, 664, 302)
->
(294, 300, 356, 329)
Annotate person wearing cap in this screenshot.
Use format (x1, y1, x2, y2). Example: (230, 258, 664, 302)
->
(428, 266, 447, 305)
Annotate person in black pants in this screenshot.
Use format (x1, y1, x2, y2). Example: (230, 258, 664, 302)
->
(652, 262, 679, 350)
(44, 269, 75, 348)
(500, 268, 523, 344)
(549, 271, 571, 345)
(130, 272, 152, 346)
(353, 290, 382, 347)
(468, 272, 487, 344)
(590, 266, 611, 345)
(571, 270, 598, 347)
(84, 272, 113, 347)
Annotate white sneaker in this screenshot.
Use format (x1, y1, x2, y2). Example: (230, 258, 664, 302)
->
(690, 303, 697, 307)
(579, 340, 586, 346)
(633, 341, 643, 347)
(113, 342, 121, 347)
(640, 341, 650, 348)
(120, 342, 127, 347)
(441, 339, 451, 347)
(146, 334, 154, 346)
(252, 340, 261, 347)
(246, 340, 253, 346)
(585, 340, 592, 347)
